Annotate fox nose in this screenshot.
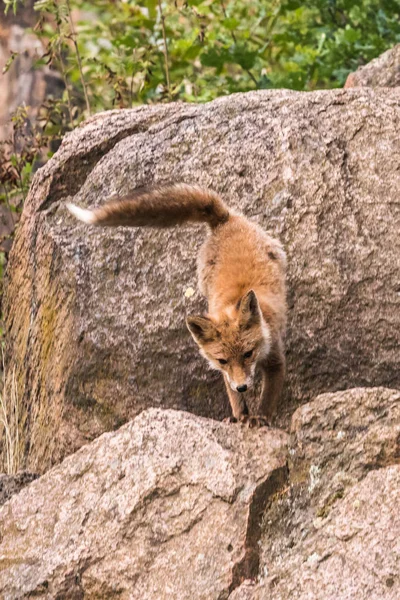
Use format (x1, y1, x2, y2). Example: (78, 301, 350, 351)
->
(236, 384, 248, 393)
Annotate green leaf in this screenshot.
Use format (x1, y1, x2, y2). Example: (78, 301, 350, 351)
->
(231, 46, 257, 70)
(2, 52, 18, 74)
(342, 27, 361, 44)
(146, 0, 157, 20)
(223, 18, 240, 31)
(200, 47, 227, 70)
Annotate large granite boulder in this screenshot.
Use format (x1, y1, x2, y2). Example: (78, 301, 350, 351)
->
(5, 88, 400, 471)
(0, 409, 288, 599)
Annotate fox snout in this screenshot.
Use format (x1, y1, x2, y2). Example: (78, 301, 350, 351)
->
(230, 380, 252, 393)
(227, 361, 256, 393)
(226, 372, 253, 393)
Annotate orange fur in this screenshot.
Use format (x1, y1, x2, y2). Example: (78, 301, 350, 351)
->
(68, 184, 287, 424)
(193, 213, 287, 423)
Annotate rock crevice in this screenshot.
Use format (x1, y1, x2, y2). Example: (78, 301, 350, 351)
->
(231, 387, 400, 600)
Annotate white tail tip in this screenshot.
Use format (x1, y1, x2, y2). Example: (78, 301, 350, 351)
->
(66, 202, 97, 225)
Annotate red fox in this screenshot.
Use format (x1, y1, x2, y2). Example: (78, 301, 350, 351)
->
(67, 184, 287, 426)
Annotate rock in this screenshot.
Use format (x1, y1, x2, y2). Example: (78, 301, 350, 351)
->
(1, 389, 398, 599)
(0, 1, 64, 255)
(234, 466, 400, 600)
(0, 408, 288, 599)
(232, 387, 400, 599)
(5, 88, 400, 471)
(0, 0, 64, 141)
(345, 44, 400, 88)
(0, 472, 38, 506)
(289, 387, 400, 492)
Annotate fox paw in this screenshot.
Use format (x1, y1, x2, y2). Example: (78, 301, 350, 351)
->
(239, 415, 270, 429)
(223, 416, 238, 424)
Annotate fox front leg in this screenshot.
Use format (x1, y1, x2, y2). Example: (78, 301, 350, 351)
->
(223, 375, 249, 421)
(259, 351, 285, 423)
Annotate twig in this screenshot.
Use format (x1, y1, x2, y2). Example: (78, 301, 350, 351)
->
(65, 0, 91, 115)
(11, 131, 26, 202)
(219, 0, 258, 87)
(55, 21, 74, 125)
(58, 46, 74, 124)
(130, 56, 135, 107)
(2, 183, 14, 231)
(158, 0, 171, 97)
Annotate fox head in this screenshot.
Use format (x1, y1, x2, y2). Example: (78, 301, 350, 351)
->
(186, 290, 271, 393)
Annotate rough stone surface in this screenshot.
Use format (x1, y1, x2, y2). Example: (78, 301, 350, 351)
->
(0, 409, 288, 600)
(0, 388, 398, 599)
(5, 89, 400, 471)
(233, 466, 400, 600)
(345, 44, 400, 88)
(232, 387, 400, 599)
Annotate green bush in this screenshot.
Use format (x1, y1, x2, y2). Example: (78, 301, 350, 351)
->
(2, 0, 400, 214)
(6, 0, 400, 110)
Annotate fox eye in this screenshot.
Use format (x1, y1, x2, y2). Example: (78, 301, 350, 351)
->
(218, 358, 228, 365)
(243, 350, 253, 359)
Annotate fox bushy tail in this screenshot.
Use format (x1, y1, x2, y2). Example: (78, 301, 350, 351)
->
(67, 184, 230, 229)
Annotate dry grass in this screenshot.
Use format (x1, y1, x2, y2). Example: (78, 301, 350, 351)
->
(0, 352, 26, 474)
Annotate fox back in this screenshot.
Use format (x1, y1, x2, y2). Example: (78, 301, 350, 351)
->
(67, 184, 287, 423)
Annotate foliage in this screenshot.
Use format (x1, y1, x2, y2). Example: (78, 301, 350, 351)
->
(1, 0, 400, 231)
(30, 0, 400, 107)
(4, 0, 400, 110)
(0, 102, 64, 257)
(1, 106, 48, 203)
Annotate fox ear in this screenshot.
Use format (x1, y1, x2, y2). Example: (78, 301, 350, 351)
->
(186, 316, 218, 344)
(238, 290, 261, 326)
